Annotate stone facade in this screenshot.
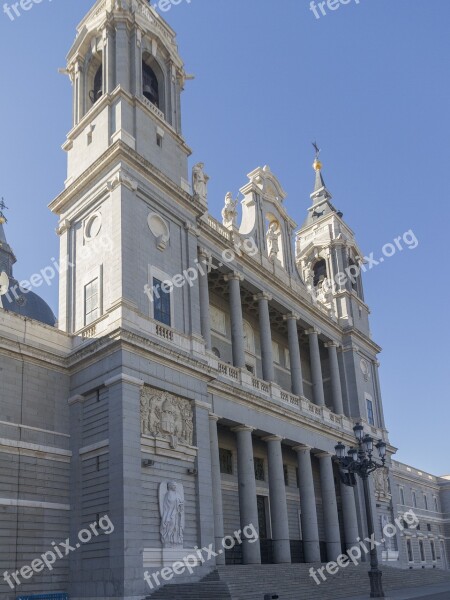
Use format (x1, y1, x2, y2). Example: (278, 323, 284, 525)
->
(0, 1, 448, 599)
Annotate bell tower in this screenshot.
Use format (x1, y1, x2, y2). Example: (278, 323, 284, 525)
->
(51, 0, 206, 340)
(296, 149, 369, 334)
(296, 150, 386, 427)
(63, 0, 190, 188)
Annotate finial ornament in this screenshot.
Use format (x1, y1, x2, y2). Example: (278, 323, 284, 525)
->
(0, 199, 8, 225)
(312, 141, 322, 171)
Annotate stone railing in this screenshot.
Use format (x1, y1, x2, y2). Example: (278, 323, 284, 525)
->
(206, 215, 231, 241)
(209, 358, 373, 438)
(141, 96, 165, 121)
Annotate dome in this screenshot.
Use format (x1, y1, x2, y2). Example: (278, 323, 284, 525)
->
(0, 215, 57, 328)
(1, 277, 56, 327)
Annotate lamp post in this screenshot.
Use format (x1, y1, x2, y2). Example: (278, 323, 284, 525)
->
(334, 423, 387, 598)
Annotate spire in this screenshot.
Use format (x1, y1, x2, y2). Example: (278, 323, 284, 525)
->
(311, 142, 332, 203)
(299, 145, 343, 228)
(0, 200, 16, 277)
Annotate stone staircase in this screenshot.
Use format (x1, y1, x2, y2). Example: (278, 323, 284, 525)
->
(146, 563, 450, 600)
(146, 570, 232, 600)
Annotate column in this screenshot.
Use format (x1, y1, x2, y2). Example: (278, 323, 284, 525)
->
(340, 481, 360, 550)
(264, 436, 291, 563)
(285, 313, 304, 396)
(209, 414, 225, 565)
(255, 292, 274, 382)
(325, 342, 344, 415)
(105, 373, 146, 598)
(198, 248, 212, 350)
(318, 452, 342, 560)
(193, 401, 215, 556)
(294, 445, 321, 562)
(232, 426, 261, 564)
(105, 24, 115, 94)
(225, 273, 246, 368)
(307, 328, 325, 407)
(115, 22, 130, 90)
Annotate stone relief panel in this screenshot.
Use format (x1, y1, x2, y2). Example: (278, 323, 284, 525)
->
(140, 387, 194, 447)
(159, 481, 185, 548)
(374, 466, 391, 502)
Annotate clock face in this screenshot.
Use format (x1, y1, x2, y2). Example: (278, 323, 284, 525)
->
(85, 213, 102, 240)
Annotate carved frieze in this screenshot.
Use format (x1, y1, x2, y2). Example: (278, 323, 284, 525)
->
(140, 387, 193, 447)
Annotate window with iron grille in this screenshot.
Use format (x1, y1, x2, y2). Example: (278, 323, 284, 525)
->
(407, 539, 414, 562)
(219, 448, 233, 475)
(366, 398, 375, 426)
(254, 457, 265, 481)
(283, 464, 289, 486)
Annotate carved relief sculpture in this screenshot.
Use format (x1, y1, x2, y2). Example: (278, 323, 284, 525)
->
(374, 466, 391, 501)
(159, 481, 185, 548)
(140, 387, 194, 446)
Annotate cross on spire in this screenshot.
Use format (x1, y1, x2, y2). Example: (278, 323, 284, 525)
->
(0, 199, 8, 224)
(312, 141, 321, 160)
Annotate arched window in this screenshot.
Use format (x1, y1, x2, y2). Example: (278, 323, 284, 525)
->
(313, 259, 327, 287)
(348, 258, 359, 293)
(142, 62, 159, 108)
(89, 65, 103, 104)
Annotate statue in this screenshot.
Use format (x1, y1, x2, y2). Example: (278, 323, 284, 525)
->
(192, 163, 209, 205)
(221, 192, 238, 230)
(267, 221, 280, 261)
(374, 467, 391, 501)
(381, 515, 393, 550)
(159, 481, 185, 548)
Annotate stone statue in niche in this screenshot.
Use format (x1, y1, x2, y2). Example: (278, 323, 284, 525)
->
(140, 387, 194, 446)
(159, 481, 185, 548)
(221, 192, 238, 230)
(267, 221, 280, 262)
(380, 514, 393, 550)
(192, 162, 209, 205)
(374, 466, 391, 501)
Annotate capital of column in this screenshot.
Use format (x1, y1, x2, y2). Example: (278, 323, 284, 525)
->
(262, 435, 284, 443)
(198, 246, 212, 260)
(325, 341, 340, 349)
(231, 425, 255, 433)
(316, 451, 333, 459)
(293, 444, 312, 454)
(208, 413, 221, 423)
(224, 271, 244, 283)
(253, 292, 272, 302)
(306, 327, 321, 336)
(283, 312, 300, 322)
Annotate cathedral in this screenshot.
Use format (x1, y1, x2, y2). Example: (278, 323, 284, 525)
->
(0, 1, 449, 599)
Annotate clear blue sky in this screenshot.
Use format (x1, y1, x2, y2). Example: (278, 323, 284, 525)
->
(0, 0, 449, 475)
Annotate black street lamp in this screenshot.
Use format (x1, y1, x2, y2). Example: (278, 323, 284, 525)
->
(334, 424, 387, 598)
